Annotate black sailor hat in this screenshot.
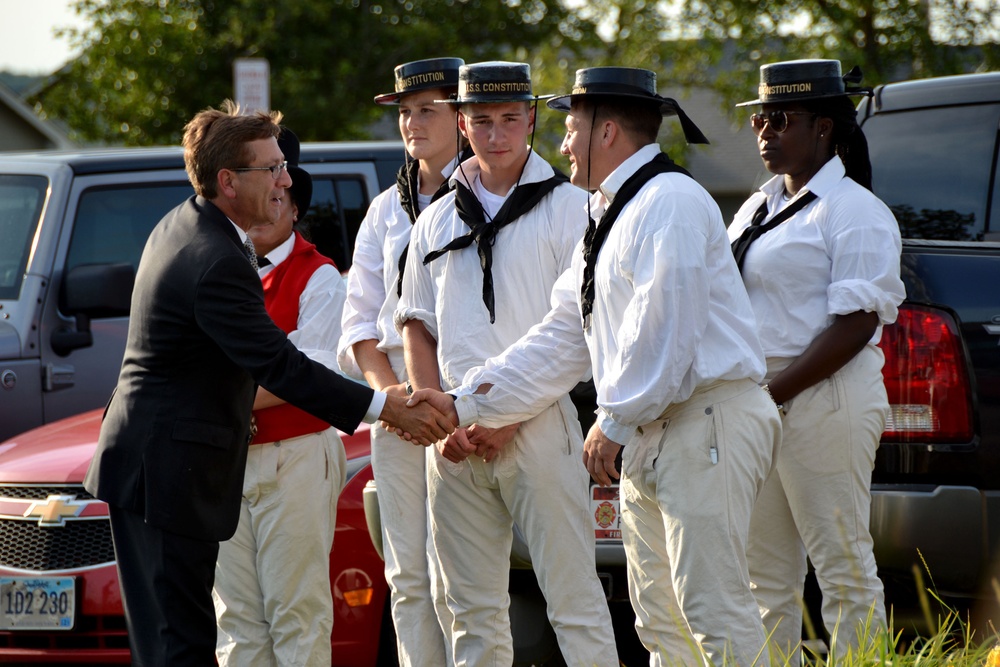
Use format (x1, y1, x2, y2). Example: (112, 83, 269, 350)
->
(547, 66, 709, 144)
(736, 59, 870, 107)
(374, 57, 465, 106)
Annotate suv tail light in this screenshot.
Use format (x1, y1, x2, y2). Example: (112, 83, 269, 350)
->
(878, 304, 974, 443)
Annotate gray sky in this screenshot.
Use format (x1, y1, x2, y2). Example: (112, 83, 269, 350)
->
(0, 0, 86, 74)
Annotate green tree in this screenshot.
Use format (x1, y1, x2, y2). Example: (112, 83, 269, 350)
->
(31, 0, 597, 146)
(29, 0, 998, 150)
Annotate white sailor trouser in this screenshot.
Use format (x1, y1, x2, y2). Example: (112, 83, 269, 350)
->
(620, 378, 779, 667)
(371, 420, 451, 666)
(373, 351, 450, 665)
(747, 344, 888, 663)
(427, 396, 619, 667)
(214, 427, 345, 667)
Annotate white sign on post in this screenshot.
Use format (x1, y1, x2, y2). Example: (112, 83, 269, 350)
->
(234, 58, 271, 113)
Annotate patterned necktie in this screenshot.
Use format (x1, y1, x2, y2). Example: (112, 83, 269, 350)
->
(243, 236, 259, 272)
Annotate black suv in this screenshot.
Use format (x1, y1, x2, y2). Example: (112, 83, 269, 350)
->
(858, 72, 1000, 627)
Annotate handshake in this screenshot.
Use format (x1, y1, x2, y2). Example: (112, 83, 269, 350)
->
(376, 387, 461, 446)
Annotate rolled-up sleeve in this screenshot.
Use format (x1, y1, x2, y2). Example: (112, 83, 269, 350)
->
(826, 196, 905, 325)
(394, 216, 439, 341)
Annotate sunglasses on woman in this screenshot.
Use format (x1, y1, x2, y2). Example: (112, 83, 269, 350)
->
(750, 111, 816, 135)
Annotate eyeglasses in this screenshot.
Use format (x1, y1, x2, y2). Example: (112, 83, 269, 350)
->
(750, 111, 816, 135)
(230, 161, 288, 179)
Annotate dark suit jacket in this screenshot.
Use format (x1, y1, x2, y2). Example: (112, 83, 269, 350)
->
(84, 196, 373, 542)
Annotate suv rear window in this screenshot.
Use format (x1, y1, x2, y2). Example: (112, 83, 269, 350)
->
(0, 175, 48, 300)
(864, 103, 1000, 241)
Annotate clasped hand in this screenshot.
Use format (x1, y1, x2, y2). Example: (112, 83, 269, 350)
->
(377, 388, 457, 446)
(435, 422, 521, 463)
(401, 388, 520, 462)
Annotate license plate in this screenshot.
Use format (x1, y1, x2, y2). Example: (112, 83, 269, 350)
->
(0, 577, 75, 630)
(592, 484, 621, 541)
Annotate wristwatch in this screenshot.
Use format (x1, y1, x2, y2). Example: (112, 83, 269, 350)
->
(761, 383, 783, 412)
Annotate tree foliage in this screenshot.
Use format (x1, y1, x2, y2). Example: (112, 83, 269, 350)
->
(672, 0, 1000, 109)
(31, 0, 599, 146)
(28, 0, 999, 148)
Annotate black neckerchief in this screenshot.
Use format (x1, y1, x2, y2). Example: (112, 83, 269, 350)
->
(423, 167, 568, 323)
(580, 153, 692, 327)
(730, 191, 818, 272)
(394, 148, 473, 297)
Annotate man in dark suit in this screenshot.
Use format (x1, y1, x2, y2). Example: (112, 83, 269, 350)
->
(83, 101, 454, 667)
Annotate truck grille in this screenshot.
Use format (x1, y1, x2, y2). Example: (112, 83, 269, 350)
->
(1, 485, 97, 501)
(0, 484, 115, 571)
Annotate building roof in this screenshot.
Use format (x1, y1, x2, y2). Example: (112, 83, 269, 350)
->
(0, 80, 76, 151)
(676, 86, 770, 197)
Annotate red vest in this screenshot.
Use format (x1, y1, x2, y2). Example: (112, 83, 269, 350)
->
(252, 233, 337, 445)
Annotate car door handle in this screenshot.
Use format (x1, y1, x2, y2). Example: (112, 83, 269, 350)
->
(43, 364, 75, 392)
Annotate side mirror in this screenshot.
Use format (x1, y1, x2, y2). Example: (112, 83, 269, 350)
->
(51, 263, 135, 356)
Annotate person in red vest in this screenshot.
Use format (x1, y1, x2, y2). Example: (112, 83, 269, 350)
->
(212, 127, 349, 666)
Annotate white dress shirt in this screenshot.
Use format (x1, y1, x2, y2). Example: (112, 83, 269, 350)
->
(458, 144, 766, 445)
(727, 156, 905, 359)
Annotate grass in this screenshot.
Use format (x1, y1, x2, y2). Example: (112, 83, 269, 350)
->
(786, 565, 1000, 667)
(639, 565, 1000, 667)
(790, 608, 999, 667)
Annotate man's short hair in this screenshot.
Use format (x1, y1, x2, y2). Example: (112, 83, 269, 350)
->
(574, 98, 662, 145)
(182, 100, 283, 199)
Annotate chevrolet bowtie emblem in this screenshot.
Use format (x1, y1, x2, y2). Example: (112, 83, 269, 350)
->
(24, 494, 86, 527)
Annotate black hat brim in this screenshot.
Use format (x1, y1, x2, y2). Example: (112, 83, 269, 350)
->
(375, 89, 457, 106)
(547, 91, 672, 114)
(374, 92, 404, 106)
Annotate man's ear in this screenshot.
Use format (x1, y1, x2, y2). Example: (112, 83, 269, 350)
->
(527, 105, 536, 134)
(601, 120, 618, 149)
(217, 169, 238, 200)
(458, 112, 470, 140)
